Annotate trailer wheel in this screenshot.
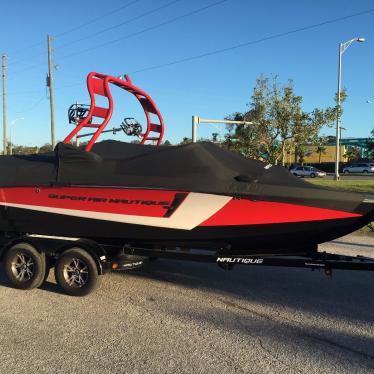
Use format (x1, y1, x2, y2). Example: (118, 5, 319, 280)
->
(3, 243, 46, 290)
(55, 247, 101, 297)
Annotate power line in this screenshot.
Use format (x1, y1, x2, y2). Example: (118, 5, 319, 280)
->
(9, 61, 45, 75)
(57, 0, 228, 61)
(7, 6, 374, 91)
(55, 82, 82, 90)
(13, 97, 45, 113)
(4, 89, 44, 96)
(7, 56, 44, 68)
(130, 7, 374, 74)
(54, 0, 141, 38)
(56, 0, 183, 50)
(9, 0, 188, 74)
(8, 41, 45, 59)
(5, 81, 84, 96)
(7, 0, 141, 65)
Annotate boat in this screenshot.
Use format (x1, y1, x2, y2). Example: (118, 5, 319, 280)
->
(0, 72, 373, 256)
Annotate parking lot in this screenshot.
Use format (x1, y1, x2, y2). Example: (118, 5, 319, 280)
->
(0, 234, 373, 374)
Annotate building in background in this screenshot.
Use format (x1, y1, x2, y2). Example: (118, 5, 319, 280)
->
(289, 145, 347, 164)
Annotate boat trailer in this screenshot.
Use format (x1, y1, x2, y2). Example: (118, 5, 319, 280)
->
(0, 234, 373, 297)
(114, 245, 374, 276)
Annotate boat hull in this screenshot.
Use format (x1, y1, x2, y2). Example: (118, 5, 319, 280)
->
(0, 186, 371, 254)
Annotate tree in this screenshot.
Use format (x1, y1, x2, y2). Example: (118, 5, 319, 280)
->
(11, 144, 39, 155)
(344, 146, 360, 162)
(225, 77, 278, 162)
(179, 137, 192, 145)
(39, 143, 53, 153)
(315, 137, 327, 164)
(212, 133, 219, 142)
(225, 75, 340, 165)
(224, 112, 262, 158)
(163, 140, 172, 146)
(367, 128, 374, 159)
(334, 88, 348, 123)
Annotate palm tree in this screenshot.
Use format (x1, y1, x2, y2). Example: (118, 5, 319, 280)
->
(316, 145, 327, 164)
(180, 137, 192, 145)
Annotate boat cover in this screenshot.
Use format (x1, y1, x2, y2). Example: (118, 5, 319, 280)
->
(0, 140, 366, 212)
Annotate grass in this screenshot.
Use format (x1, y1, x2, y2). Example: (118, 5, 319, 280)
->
(307, 178, 374, 233)
(307, 179, 374, 194)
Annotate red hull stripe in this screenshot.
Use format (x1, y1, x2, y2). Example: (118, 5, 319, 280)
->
(0, 187, 180, 217)
(200, 198, 361, 226)
(0, 187, 231, 230)
(0, 187, 361, 229)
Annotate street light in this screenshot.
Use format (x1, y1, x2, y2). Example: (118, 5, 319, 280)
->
(335, 37, 365, 181)
(9, 117, 24, 155)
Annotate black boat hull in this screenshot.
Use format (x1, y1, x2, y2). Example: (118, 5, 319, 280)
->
(0, 205, 369, 255)
(0, 186, 372, 255)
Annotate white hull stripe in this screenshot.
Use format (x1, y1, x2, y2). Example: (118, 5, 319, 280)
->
(28, 234, 80, 241)
(0, 193, 232, 230)
(363, 199, 374, 203)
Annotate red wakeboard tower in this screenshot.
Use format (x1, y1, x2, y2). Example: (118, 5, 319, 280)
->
(63, 72, 164, 151)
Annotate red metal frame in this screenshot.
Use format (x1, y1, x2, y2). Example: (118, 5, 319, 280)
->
(63, 72, 165, 151)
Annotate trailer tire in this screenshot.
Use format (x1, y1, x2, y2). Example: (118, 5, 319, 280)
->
(55, 247, 101, 297)
(3, 242, 46, 290)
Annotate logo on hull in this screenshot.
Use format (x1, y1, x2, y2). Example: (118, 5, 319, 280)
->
(48, 193, 171, 207)
(216, 257, 264, 264)
(47, 192, 188, 218)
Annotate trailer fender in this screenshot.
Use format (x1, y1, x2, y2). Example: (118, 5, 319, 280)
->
(0, 236, 45, 261)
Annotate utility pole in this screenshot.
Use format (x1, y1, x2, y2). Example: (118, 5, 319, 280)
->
(335, 42, 342, 181)
(2, 54, 6, 155)
(334, 37, 365, 181)
(47, 34, 55, 149)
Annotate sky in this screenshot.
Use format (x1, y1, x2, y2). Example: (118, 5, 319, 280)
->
(1, 0, 374, 147)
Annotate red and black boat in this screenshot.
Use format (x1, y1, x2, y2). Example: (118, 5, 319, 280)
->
(0, 72, 373, 256)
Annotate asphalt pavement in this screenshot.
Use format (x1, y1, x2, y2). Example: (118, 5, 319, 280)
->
(0, 234, 373, 373)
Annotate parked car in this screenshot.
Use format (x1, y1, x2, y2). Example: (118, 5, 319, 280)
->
(343, 163, 374, 174)
(289, 166, 326, 178)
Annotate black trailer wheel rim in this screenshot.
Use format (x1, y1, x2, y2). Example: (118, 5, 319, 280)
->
(63, 258, 89, 288)
(11, 254, 35, 282)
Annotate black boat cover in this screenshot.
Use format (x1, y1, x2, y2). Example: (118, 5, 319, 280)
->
(0, 140, 366, 212)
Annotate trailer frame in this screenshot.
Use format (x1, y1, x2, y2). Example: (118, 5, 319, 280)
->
(0, 234, 373, 296)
